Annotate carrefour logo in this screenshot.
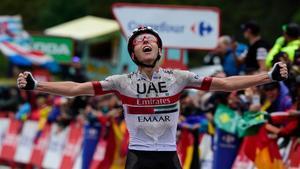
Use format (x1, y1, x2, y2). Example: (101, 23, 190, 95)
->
(191, 21, 213, 36)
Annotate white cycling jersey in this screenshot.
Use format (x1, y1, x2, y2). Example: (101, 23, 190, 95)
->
(92, 68, 212, 151)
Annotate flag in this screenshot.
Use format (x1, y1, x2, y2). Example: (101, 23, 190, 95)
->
(91, 119, 128, 169)
(90, 120, 116, 169)
(110, 119, 128, 169)
(237, 111, 267, 137)
(243, 125, 284, 169)
(232, 138, 255, 169)
(286, 137, 300, 168)
(214, 104, 241, 134)
(0, 15, 59, 72)
(177, 129, 194, 169)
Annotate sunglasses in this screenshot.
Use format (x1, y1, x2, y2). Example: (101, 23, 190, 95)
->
(133, 34, 157, 45)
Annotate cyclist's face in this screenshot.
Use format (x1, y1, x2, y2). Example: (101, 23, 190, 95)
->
(132, 33, 161, 64)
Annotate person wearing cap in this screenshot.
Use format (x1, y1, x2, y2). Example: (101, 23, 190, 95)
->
(266, 23, 300, 68)
(261, 82, 292, 113)
(241, 21, 271, 73)
(17, 26, 288, 169)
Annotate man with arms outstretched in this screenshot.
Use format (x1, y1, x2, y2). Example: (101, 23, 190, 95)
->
(17, 26, 288, 169)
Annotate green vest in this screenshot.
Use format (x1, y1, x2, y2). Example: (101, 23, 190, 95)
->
(266, 36, 300, 68)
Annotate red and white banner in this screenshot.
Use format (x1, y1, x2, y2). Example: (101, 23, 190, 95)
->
(60, 123, 83, 169)
(72, 150, 83, 169)
(42, 124, 69, 169)
(30, 123, 51, 167)
(0, 117, 299, 169)
(0, 119, 21, 161)
(0, 118, 10, 153)
(14, 120, 38, 163)
(90, 139, 108, 169)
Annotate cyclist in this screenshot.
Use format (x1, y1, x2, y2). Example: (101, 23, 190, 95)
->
(17, 26, 288, 169)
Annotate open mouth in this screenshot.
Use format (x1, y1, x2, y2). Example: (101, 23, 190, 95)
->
(143, 46, 152, 52)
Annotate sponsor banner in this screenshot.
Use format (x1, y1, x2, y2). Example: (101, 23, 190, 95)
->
(31, 35, 73, 63)
(30, 123, 51, 167)
(42, 124, 69, 169)
(212, 129, 241, 169)
(0, 119, 21, 161)
(82, 124, 101, 169)
(112, 3, 220, 49)
(0, 118, 10, 153)
(59, 123, 83, 169)
(14, 120, 38, 163)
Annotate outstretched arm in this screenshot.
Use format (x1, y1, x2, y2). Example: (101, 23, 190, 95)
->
(210, 73, 271, 92)
(210, 62, 288, 92)
(17, 72, 95, 97)
(36, 81, 94, 97)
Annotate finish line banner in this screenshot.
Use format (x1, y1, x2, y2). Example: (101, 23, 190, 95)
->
(112, 3, 220, 50)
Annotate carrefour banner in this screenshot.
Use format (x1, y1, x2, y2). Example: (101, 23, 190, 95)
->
(112, 3, 220, 49)
(31, 35, 73, 63)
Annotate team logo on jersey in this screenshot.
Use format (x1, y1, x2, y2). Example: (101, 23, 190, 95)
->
(137, 82, 168, 94)
(136, 98, 171, 105)
(138, 115, 171, 122)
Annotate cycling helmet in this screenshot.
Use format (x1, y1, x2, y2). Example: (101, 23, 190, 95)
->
(127, 26, 163, 68)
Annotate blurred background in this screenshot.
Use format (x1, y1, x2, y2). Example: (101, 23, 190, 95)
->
(0, 1, 300, 169)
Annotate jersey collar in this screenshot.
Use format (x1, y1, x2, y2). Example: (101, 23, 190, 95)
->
(136, 67, 162, 81)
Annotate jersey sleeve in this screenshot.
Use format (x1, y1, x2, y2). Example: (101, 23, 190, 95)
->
(91, 75, 120, 95)
(174, 70, 213, 91)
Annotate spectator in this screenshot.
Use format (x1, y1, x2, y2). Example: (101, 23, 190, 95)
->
(0, 86, 21, 115)
(266, 23, 300, 68)
(260, 82, 292, 113)
(241, 21, 271, 73)
(213, 35, 248, 76)
(179, 90, 204, 169)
